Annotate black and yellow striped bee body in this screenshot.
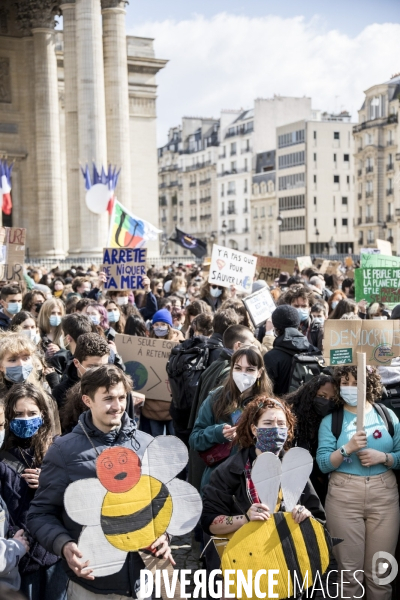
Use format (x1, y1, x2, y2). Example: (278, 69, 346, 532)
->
(100, 475, 173, 552)
(222, 512, 332, 600)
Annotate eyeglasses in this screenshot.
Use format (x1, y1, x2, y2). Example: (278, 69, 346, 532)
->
(210, 285, 222, 290)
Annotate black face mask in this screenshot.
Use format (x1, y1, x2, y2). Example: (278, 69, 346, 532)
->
(34, 302, 43, 314)
(313, 397, 336, 418)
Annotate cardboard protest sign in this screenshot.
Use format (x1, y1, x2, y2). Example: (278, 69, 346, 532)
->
(115, 334, 177, 402)
(360, 248, 381, 255)
(360, 253, 400, 269)
(208, 244, 256, 292)
(354, 267, 400, 303)
(102, 247, 147, 291)
(323, 319, 400, 366)
(326, 260, 342, 276)
(376, 239, 392, 256)
(0, 227, 26, 282)
(242, 287, 276, 327)
(296, 256, 312, 272)
(318, 260, 330, 274)
(63, 435, 202, 579)
(255, 255, 295, 284)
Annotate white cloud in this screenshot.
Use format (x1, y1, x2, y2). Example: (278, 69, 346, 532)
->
(129, 13, 400, 146)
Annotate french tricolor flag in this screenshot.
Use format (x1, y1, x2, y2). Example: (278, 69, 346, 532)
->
(0, 160, 13, 216)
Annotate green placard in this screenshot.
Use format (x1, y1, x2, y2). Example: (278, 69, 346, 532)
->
(360, 254, 400, 269)
(355, 267, 400, 304)
(330, 348, 353, 365)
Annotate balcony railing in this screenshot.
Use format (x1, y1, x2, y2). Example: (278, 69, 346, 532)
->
(366, 166, 373, 173)
(159, 197, 167, 206)
(387, 189, 394, 196)
(357, 217, 362, 225)
(199, 178, 211, 185)
(358, 147, 363, 152)
(173, 216, 177, 221)
(168, 181, 178, 187)
(243, 227, 249, 233)
(230, 150, 237, 156)
(161, 216, 167, 222)
(243, 207, 249, 213)
(189, 182, 196, 187)
(200, 214, 212, 221)
(366, 191, 373, 198)
(159, 182, 166, 188)
(227, 189, 236, 195)
(189, 199, 197, 205)
(366, 216, 374, 223)
(358, 193, 362, 200)
(217, 167, 248, 177)
(387, 163, 394, 171)
(200, 196, 211, 203)
(387, 139, 395, 146)
(227, 208, 236, 214)
(357, 169, 362, 176)
(386, 214, 395, 222)
(190, 216, 197, 222)
(352, 113, 398, 134)
(227, 228, 236, 233)
(241, 147, 252, 154)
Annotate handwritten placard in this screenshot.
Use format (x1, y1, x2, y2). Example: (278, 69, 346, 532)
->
(0, 227, 26, 282)
(209, 244, 256, 292)
(354, 267, 400, 303)
(242, 287, 276, 327)
(255, 255, 295, 284)
(102, 248, 147, 291)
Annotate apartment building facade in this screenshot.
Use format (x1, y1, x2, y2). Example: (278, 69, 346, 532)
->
(251, 151, 278, 256)
(353, 75, 400, 252)
(276, 111, 355, 256)
(217, 97, 312, 252)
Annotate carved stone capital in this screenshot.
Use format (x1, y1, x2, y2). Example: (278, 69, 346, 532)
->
(15, 0, 61, 33)
(101, 0, 128, 10)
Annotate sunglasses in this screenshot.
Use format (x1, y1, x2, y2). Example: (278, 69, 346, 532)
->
(210, 285, 222, 290)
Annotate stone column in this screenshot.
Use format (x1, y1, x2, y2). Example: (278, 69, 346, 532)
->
(101, 0, 131, 209)
(75, 0, 108, 255)
(15, 0, 65, 257)
(60, 2, 81, 255)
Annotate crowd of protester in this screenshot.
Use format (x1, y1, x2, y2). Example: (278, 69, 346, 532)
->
(0, 258, 398, 599)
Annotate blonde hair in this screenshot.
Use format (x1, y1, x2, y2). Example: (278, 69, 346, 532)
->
(37, 298, 65, 346)
(0, 332, 39, 390)
(170, 276, 187, 293)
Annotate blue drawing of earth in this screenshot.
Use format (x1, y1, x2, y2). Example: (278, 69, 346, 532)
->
(125, 361, 148, 390)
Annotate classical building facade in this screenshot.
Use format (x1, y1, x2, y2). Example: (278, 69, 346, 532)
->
(353, 75, 400, 252)
(276, 111, 355, 256)
(251, 151, 277, 256)
(0, 0, 166, 257)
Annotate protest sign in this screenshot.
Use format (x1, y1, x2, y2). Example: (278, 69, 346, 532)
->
(102, 247, 147, 291)
(242, 287, 276, 327)
(0, 227, 26, 282)
(323, 319, 400, 366)
(208, 244, 256, 292)
(360, 253, 400, 269)
(376, 239, 392, 256)
(296, 256, 313, 272)
(360, 248, 381, 256)
(255, 255, 295, 284)
(354, 267, 400, 303)
(115, 334, 177, 401)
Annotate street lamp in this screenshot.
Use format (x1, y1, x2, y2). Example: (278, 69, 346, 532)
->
(277, 214, 283, 256)
(258, 234, 262, 255)
(221, 221, 228, 247)
(315, 228, 320, 254)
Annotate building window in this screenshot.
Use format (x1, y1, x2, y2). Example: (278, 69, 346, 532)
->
(346, 175, 350, 184)
(230, 142, 237, 156)
(278, 173, 305, 191)
(253, 208, 258, 218)
(334, 175, 340, 183)
(280, 216, 305, 231)
(261, 206, 265, 218)
(244, 179, 248, 193)
(313, 175, 317, 183)
(314, 197, 317, 206)
(344, 154, 350, 162)
(334, 218, 337, 227)
(314, 218, 317, 226)
(313, 131, 317, 139)
(342, 197, 348, 205)
(278, 194, 305, 211)
(342, 218, 348, 226)
(334, 132, 340, 140)
(278, 151, 305, 170)
(313, 153, 317, 161)
(333, 153, 337, 162)
(278, 129, 305, 148)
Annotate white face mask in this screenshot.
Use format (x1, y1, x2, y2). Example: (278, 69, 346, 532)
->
(117, 297, 129, 306)
(210, 287, 222, 298)
(232, 371, 258, 393)
(178, 288, 187, 294)
(340, 386, 358, 406)
(331, 301, 338, 310)
(0, 430, 4, 446)
(21, 329, 40, 345)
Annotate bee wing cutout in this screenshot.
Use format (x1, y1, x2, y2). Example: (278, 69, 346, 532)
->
(141, 436, 188, 483)
(281, 447, 313, 512)
(165, 479, 202, 536)
(251, 452, 282, 511)
(64, 479, 106, 526)
(78, 525, 127, 577)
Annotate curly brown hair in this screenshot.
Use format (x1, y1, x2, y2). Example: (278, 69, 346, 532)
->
(235, 395, 296, 449)
(333, 365, 382, 404)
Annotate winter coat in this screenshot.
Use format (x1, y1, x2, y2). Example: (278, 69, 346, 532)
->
(263, 327, 320, 395)
(0, 311, 11, 332)
(201, 446, 326, 535)
(48, 349, 73, 378)
(27, 411, 152, 597)
(0, 446, 59, 574)
(0, 494, 27, 590)
(51, 360, 79, 409)
(139, 292, 159, 321)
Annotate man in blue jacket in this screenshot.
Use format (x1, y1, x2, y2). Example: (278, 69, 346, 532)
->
(28, 365, 173, 599)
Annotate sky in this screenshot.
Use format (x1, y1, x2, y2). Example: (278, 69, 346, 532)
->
(127, 1, 400, 146)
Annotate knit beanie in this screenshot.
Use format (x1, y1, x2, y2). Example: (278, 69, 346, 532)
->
(271, 304, 300, 330)
(152, 309, 173, 326)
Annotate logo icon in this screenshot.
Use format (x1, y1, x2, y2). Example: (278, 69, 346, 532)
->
(216, 259, 225, 270)
(372, 551, 398, 586)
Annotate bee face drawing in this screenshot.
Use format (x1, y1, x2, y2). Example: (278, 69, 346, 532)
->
(219, 448, 340, 600)
(64, 433, 202, 577)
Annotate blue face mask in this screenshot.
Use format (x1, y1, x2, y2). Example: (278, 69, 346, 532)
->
(5, 362, 33, 384)
(297, 308, 309, 322)
(331, 301, 338, 310)
(107, 310, 120, 323)
(7, 302, 22, 315)
(10, 416, 43, 439)
(90, 315, 100, 326)
(340, 386, 358, 406)
(49, 315, 62, 327)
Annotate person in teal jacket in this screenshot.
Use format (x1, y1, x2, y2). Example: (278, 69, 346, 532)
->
(189, 345, 273, 492)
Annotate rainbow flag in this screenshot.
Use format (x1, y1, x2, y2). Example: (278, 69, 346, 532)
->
(107, 200, 161, 249)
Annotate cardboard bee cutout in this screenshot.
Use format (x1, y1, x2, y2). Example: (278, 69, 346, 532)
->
(220, 447, 339, 600)
(64, 435, 202, 577)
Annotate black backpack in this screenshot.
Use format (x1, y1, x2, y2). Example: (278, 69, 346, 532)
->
(286, 353, 326, 394)
(166, 337, 221, 414)
(331, 403, 394, 439)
